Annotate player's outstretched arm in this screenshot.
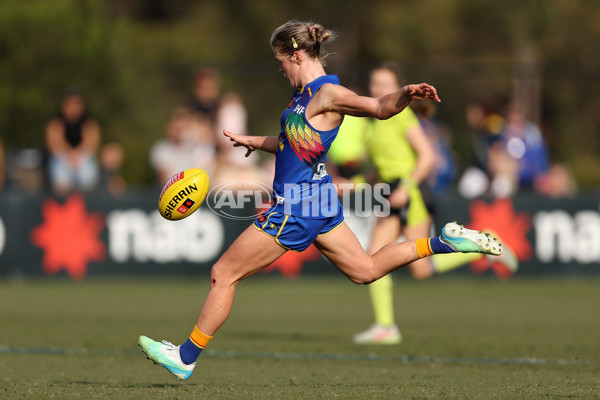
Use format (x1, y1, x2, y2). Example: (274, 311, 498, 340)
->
(377, 83, 441, 119)
(223, 130, 279, 157)
(323, 83, 441, 120)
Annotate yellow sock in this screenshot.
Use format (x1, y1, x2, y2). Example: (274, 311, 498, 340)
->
(189, 325, 212, 349)
(180, 326, 213, 364)
(368, 274, 395, 327)
(431, 253, 483, 274)
(416, 238, 434, 258)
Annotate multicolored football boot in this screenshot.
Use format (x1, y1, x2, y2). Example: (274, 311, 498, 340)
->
(138, 335, 195, 380)
(441, 222, 503, 256)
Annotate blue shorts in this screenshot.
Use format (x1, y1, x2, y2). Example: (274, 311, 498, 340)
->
(253, 204, 345, 252)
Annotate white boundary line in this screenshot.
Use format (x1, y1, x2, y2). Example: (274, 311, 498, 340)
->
(0, 345, 589, 366)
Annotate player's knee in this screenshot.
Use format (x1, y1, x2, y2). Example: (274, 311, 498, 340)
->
(346, 261, 380, 285)
(210, 262, 236, 288)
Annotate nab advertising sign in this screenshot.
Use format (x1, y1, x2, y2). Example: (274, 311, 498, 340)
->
(0, 190, 598, 280)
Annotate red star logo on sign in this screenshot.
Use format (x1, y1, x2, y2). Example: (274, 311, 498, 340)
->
(467, 198, 532, 278)
(30, 194, 106, 280)
(263, 244, 321, 279)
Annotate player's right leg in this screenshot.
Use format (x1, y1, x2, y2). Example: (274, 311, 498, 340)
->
(139, 225, 287, 380)
(196, 225, 288, 334)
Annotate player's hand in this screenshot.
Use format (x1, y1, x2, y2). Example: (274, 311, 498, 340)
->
(407, 83, 441, 103)
(388, 187, 409, 209)
(223, 130, 255, 157)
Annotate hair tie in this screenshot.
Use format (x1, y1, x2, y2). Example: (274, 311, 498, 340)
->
(291, 37, 298, 49)
(309, 25, 315, 34)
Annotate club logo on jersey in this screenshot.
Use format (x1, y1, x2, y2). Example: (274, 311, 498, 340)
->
(312, 162, 327, 180)
(177, 198, 196, 214)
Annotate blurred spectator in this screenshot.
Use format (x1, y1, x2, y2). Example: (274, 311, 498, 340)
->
(45, 89, 101, 195)
(500, 102, 549, 190)
(190, 67, 221, 126)
(216, 92, 246, 140)
(213, 91, 269, 187)
(459, 99, 517, 198)
(100, 141, 127, 196)
(150, 107, 216, 186)
(412, 101, 456, 195)
(214, 91, 247, 160)
(187, 67, 275, 189)
(465, 100, 505, 172)
(459, 100, 563, 198)
(7, 149, 46, 194)
(485, 140, 520, 197)
(534, 163, 577, 198)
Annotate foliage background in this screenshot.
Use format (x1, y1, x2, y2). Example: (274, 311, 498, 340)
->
(1, 0, 599, 187)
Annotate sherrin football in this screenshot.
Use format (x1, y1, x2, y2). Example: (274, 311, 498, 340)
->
(158, 168, 210, 220)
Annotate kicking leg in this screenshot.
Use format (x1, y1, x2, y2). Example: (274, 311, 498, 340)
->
(195, 226, 287, 335)
(139, 225, 287, 379)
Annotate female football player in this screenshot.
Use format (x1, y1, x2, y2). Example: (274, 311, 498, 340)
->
(139, 20, 502, 380)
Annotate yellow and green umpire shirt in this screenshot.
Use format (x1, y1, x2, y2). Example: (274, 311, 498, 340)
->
(364, 106, 420, 183)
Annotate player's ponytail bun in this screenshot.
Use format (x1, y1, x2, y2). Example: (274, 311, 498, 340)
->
(308, 23, 332, 45)
(271, 20, 336, 64)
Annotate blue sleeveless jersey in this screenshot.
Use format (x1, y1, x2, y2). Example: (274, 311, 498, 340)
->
(271, 75, 341, 218)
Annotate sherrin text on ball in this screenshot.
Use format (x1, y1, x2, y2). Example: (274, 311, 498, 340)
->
(158, 168, 210, 220)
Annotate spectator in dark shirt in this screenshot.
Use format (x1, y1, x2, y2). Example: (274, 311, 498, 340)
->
(45, 90, 100, 195)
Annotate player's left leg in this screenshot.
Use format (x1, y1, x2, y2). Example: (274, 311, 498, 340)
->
(404, 216, 435, 280)
(403, 218, 485, 279)
(314, 221, 501, 285)
(314, 221, 416, 284)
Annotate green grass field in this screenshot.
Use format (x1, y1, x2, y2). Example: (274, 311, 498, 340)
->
(1, 275, 598, 399)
